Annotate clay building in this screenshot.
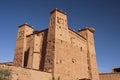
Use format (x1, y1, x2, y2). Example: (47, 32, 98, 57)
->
(99, 67, 120, 80)
(12, 9, 100, 80)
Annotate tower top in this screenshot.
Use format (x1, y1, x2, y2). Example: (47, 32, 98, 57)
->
(50, 8, 67, 15)
(78, 27, 95, 33)
(18, 23, 34, 29)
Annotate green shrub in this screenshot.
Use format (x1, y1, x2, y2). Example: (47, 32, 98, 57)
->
(0, 69, 11, 80)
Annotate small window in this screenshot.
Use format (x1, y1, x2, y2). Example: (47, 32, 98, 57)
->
(47, 59, 50, 64)
(61, 40, 63, 43)
(49, 40, 51, 42)
(53, 40, 55, 43)
(59, 26, 61, 29)
(80, 47, 82, 51)
(41, 33, 44, 36)
(88, 66, 90, 70)
(60, 34, 62, 36)
(72, 58, 76, 63)
(60, 60, 62, 64)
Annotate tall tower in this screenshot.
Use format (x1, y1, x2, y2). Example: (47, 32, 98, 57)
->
(44, 9, 70, 73)
(78, 27, 99, 80)
(13, 23, 34, 67)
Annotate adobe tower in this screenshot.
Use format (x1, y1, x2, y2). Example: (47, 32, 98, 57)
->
(13, 9, 99, 80)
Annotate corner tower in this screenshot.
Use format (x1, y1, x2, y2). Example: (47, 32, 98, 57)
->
(13, 23, 34, 67)
(78, 27, 99, 80)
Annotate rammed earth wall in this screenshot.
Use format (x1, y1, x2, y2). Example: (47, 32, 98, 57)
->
(99, 73, 120, 80)
(0, 64, 52, 80)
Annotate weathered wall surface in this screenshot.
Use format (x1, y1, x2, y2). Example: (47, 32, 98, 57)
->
(0, 64, 52, 80)
(99, 73, 120, 80)
(12, 9, 100, 80)
(53, 29, 89, 80)
(14, 24, 34, 67)
(26, 29, 48, 70)
(43, 9, 99, 80)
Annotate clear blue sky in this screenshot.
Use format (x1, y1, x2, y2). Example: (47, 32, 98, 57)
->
(0, 0, 120, 73)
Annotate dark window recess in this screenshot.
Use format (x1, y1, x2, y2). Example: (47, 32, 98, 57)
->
(59, 26, 61, 29)
(37, 33, 39, 36)
(80, 47, 82, 51)
(24, 49, 30, 67)
(48, 59, 50, 64)
(60, 60, 62, 64)
(61, 40, 63, 43)
(60, 34, 62, 36)
(41, 33, 44, 36)
(72, 58, 76, 63)
(53, 40, 55, 43)
(49, 40, 51, 42)
(88, 66, 90, 70)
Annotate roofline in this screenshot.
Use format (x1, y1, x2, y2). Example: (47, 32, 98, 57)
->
(113, 67, 120, 70)
(99, 72, 120, 75)
(68, 28, 87, 40)
(26, 28, 48, 37)
(33, 28, 48, 34)
(78, 27, 95, 33)
(50, 8, 67, 15)
(18, 23, 34, 29)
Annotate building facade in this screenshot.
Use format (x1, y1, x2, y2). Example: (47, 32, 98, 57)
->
(99, 68, 120, 80)
(13, 9, 99, 80)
